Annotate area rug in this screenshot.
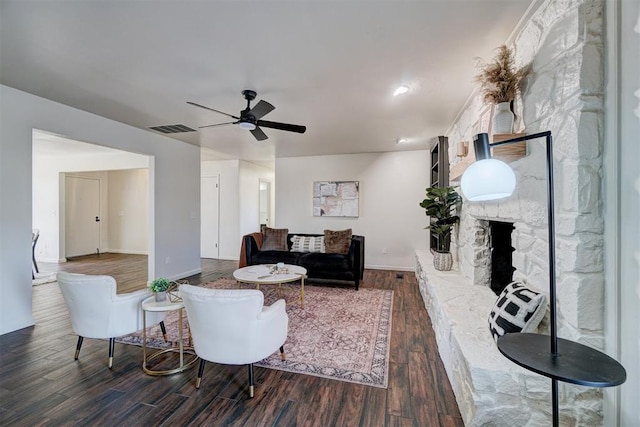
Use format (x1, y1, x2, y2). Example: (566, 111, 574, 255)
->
(117, 278, 393, 388)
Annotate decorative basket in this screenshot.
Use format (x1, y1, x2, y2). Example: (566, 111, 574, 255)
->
(433, 252, 453, 271)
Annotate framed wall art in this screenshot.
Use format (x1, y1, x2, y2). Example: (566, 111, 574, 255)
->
(312, 181, 359, 217)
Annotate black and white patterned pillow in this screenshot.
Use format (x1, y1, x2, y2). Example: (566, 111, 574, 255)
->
(290, 235, 325, 253)
(488, 281, 547, 342)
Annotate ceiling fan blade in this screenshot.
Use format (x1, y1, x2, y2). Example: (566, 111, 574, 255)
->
(249, 100, 275, 120)
(257, 120, 306, 134)
(198, 121, 237, 129)
(187, 101, 240, 120)
(250, 127, 269, 141)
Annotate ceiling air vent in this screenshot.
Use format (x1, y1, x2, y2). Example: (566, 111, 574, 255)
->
(148, 124, 196, 134)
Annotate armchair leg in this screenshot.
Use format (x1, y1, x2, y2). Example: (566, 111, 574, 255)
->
(108, 338, 115, 369)
(74, 336, 84, 360)
(195, 359, 206, 389)
(248, 363, 255, 398)
(280, 345, 286, 361)
(159, 321, 168, 342)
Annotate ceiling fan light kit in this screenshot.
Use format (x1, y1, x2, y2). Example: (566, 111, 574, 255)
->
(188, 89, 306, 141)
(393, 85, 409, 96)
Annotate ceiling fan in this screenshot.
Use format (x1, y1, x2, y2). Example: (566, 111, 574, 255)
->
(187, 90, 307, 141)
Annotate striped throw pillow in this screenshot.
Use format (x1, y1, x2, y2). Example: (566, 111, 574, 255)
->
(290, 235, 325, 253)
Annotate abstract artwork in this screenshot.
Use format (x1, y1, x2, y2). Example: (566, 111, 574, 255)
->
(313, 181, 359, 217)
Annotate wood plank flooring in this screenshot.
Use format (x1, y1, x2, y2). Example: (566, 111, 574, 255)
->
(1, 254, 463, 426)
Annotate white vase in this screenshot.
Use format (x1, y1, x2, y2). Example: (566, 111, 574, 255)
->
(155, 291, 167, 303)
(493, 102, 514, 134)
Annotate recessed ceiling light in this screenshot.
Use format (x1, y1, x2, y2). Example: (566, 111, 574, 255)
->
(393, 85, 409, 97)
(396, 138, 409, 144)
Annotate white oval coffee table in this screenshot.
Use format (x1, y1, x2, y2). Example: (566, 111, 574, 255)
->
(233, 264, 307, 309)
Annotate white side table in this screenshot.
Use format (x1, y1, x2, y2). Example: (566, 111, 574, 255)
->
(141, 295, 198, 376)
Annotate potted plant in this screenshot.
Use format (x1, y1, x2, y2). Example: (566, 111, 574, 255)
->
(419, 186, 461, 271)
(475, 44, 529, 133)
(149, 277, 172, 302)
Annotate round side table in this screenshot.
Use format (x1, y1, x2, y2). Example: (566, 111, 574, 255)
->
(141, 295, 198, 376)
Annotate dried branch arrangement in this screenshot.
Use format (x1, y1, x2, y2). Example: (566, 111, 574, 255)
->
(475, 45, 529, 104)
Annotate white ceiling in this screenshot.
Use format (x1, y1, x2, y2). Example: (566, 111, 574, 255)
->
(1, 0, 535, 163)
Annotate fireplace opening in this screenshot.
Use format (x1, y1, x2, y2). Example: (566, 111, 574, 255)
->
(489, 221, 515, 295)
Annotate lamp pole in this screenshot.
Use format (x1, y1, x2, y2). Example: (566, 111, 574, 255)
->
(468, 132, 625, 427)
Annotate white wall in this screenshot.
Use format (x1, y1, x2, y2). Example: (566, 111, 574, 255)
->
(1, 85, 201, 335)
(107, 169, 148, 254)
(275, 151, 430, 270)
(604, 0, 640, 425)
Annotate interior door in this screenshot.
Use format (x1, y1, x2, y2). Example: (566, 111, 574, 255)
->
(201, 175, 219, 259)
(65, 176, 100, 257)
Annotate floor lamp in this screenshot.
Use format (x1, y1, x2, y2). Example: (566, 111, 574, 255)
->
(460, 132, 626, 427)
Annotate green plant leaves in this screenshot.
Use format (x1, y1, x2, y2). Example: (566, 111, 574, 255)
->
(419, 186, 462, 252)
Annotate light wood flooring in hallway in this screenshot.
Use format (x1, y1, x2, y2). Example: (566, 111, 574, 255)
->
(1, 253, 463, 426)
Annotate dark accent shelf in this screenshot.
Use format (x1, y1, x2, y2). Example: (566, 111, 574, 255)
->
(429, 136, 449, 252)
(497, 333, 627, 387)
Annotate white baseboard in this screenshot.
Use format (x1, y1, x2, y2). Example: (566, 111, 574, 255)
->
(365, 264, 414, 272)
(104, 249, 148, 255)
(165, 268, 202, 283)
(36, 257, 67, 263)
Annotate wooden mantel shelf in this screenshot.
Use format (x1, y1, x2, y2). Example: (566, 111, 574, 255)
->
(450, 133, 527, 182)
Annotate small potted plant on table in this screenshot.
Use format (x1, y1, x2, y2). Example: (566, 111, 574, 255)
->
(419, 186, 461, 271)
(149, 277, 172, 302)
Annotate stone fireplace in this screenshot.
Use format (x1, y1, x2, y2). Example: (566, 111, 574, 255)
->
(423, 0, 609, 425)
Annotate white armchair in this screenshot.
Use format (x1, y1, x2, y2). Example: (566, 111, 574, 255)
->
(179, 284, 288, 397)
(57, 272, 166, 369)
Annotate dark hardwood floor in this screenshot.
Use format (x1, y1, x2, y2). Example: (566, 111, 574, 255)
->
(1, 254, 463, 426)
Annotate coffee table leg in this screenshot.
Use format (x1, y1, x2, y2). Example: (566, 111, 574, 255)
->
(300, 276, 305, 309)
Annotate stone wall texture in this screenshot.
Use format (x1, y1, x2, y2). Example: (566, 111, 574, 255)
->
(444, 0, 606, 425)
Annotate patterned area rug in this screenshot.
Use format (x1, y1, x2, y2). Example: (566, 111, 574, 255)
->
(117, 278, 393, 388)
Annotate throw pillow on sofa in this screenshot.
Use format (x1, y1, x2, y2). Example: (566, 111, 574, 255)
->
(488, 281, 547, 342)
(291, 235, 325, 253)
(324, 229, 352, 254)
(261, 227, 289, 251)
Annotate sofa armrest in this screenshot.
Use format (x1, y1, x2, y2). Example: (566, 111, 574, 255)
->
(244, 235, 260, 266)
(349, 235, 365, 280)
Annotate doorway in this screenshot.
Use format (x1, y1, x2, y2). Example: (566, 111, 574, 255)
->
(32, 130, 151, 275)
(201, 175, 220, 259)
(259, 179, 271, 228)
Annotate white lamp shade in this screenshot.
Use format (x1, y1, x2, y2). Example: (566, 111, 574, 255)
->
(461, 158, 516, 201)
(238, 122, 256, 131)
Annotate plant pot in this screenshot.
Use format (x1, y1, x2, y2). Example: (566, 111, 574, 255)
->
(493, 102, 515, 134)
(155, 291, 167, 303)
(433, 252, 453, 271)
